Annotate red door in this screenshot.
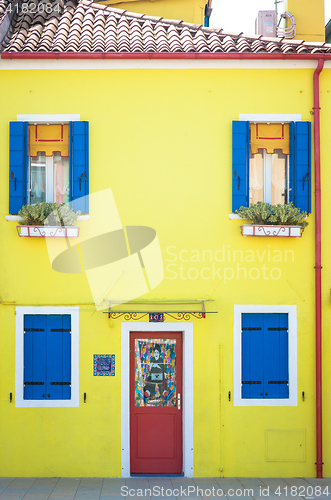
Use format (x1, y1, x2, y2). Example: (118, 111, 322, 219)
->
(130, 332, 183, 474)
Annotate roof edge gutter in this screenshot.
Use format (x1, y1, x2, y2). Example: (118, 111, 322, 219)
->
(1, 52, 331, 60)
(313, 57, 324, 479)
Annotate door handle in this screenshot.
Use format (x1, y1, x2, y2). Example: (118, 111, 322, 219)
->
(177, 393, 181, 410)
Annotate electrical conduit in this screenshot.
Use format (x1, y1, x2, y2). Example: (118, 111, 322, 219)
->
(313, 57, 324, 479)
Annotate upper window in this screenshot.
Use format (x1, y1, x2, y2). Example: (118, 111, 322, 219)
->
(9, 121, 89, 214)
(233, 305, 297, 407)
(15, 306, 79, 408)
(232, 120, 311, 213)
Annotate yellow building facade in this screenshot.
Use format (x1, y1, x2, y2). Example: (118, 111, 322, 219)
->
(98, 0, 211, 26)
(284, 0, 325, 42)
(1, 0, 331, 480)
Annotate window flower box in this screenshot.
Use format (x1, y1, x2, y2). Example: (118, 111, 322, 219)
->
(17, 226, 80, 238)
(240, 224, 304, 237)
(16, 202, 81, 237)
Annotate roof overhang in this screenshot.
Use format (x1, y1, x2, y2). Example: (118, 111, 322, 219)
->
(2, 52, 331, 59)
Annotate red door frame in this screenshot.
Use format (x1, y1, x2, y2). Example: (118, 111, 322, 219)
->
(130, 332, 183, 474)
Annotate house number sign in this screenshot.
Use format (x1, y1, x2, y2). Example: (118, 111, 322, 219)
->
(93, 354, 115, 376)
(149, 313, 164, 322)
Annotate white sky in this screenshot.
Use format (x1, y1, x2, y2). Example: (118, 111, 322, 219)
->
(209, 0, 331, 36)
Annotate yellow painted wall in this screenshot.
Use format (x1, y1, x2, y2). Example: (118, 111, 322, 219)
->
(0, 65, 331, 477)
(284, 0, 325, 41)
(99, 0, 207, 25)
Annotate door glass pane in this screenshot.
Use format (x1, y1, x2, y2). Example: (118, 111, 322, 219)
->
(53, 152, 70, 204)
(29, 152, 46, 204)
(134, 339, 177, 407)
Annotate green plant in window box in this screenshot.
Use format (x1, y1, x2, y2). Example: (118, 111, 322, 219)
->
(18, 202, 81, 227)
(235, 202, 308, 227)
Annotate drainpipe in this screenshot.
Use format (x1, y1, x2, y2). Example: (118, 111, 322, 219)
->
(313, 57, 324, 479)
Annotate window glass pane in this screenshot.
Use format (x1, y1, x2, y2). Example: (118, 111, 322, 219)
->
(250, 150, 287, 206)
(249, 152, 264, 205)
(29, 152, 46, 204)
(271, 151, 286, 205)
(53, 152, 70, 204)
(134, 339, 177, 407)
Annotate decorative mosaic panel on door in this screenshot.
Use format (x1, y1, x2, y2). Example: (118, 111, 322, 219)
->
(134, 339, 176, 407)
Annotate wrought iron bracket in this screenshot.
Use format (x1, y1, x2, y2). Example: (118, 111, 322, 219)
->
(107, 312, 206, 321)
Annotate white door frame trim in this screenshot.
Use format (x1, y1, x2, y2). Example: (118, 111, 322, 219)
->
(121, 322, 194, 478)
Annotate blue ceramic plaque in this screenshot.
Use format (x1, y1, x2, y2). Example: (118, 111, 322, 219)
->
(93, 355, 115, 376)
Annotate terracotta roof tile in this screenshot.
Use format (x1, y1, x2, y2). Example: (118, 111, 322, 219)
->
(251, 39, 267, 53)
(237, 37, 251, 53)
(222, 35, 237, 52)
(1, 0, 331, 55)
(281, 42, 296, 54)
(265, 41, 280, 53)
(207, 33, 221, 52)
(92, 11, 105, 50)
(193, 31, 209, 52)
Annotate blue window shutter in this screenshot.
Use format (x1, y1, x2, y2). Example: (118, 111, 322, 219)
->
(242, 313, 289, 400)
(46, 315, 71, 400)
(292, 122, 311, 213)
(289, 122, 295, 205)
(9, 122, 28, 214)
(279, 314, 289, 399)
(263, 314, 280, 399)
(241, 313, 263, 399)
(263, 313, 289, 399)
(23, 315, 47, 400)
(70, 121, 89, 214)
(62, 315, 72, 400)
(232, 121, 250, 212)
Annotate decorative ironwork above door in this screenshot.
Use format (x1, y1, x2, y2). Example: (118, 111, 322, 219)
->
(105, 300, 217, 321)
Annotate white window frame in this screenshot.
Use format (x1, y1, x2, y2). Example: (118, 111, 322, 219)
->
(234, 305, 297, 407)
(15, 306, 79, 408)
(17, 114, 80, 123)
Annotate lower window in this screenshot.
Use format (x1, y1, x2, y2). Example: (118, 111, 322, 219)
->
(234, 305, 297, 407)
(15, 307, 79, 407)
(24, 314, 71, 400)
(241, 313, 289, 399)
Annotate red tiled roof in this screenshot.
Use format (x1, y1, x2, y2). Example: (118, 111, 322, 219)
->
(1, 0, 331, 54)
